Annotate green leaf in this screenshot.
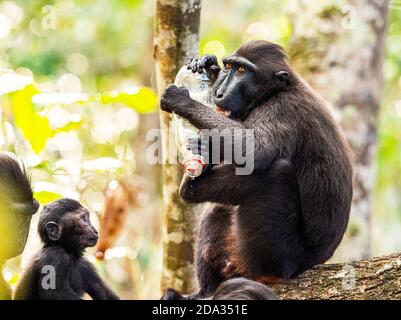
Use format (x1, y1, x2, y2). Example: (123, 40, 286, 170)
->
(34, 191, 62, 205)
(55, 119, 83, 133)
(10, 85, 54, 154)
(100, 86, 157, 113)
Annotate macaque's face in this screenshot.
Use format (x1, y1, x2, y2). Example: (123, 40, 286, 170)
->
(212, 41, 291, 121)
(39, 199, 99, 253)
(67, 208, 99, 248)
(212, 56, 258, 120)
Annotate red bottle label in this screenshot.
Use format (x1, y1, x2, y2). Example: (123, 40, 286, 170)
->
(182, 156, 205, 178)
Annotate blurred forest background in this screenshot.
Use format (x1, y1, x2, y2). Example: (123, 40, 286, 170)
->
(0, 0, 400, 299)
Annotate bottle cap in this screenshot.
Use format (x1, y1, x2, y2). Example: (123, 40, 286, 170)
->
(182, 155, 205, 178)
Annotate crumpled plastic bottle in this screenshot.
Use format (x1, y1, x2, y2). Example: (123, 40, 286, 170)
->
(173, 65, 214, 179)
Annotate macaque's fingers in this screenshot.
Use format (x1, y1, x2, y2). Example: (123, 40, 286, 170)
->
(187, 138, 209, 160)
(186, 57, 194, 70)
(191, 60, 198, 73)
(186, 57, 198, 73)
(203, 55, 218, 68)
(185, 56, 218, 75)
(198, 59, 206, 73)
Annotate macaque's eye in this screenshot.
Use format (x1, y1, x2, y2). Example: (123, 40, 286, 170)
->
(224, 63, 232, 71)
(237, 66, 246, 74)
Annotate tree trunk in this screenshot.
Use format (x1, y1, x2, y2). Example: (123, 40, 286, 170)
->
(270, 252, 401, 299)
(154, 0, 202, 294)
(288, 0, 390, 261)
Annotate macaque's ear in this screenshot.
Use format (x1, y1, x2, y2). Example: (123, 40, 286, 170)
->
(45, 221, 61, 241)
(275, 70, 289, 85)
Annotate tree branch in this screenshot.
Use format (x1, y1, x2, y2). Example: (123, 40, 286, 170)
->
(269, 253, 401, 299)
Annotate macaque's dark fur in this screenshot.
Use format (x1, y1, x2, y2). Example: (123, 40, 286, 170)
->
(162, 277, 278, 300)
(14, 198, 119, 300)
(160, 40, 353, 298)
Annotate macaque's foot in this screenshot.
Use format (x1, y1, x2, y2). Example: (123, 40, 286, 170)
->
(186, 55, 221, 81)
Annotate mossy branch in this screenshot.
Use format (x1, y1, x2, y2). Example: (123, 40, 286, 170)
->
(270, 252, 401, 300)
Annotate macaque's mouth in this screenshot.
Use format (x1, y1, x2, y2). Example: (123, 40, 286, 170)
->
(86, 237, 98, 246)
(215, 106, 232, 117)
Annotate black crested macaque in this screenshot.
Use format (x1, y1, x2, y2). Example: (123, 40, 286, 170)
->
(0, 153, 39, 299)
(14, 198, 119, 300)
(162, 278, 279, 300)
(160, 40, 353, 298)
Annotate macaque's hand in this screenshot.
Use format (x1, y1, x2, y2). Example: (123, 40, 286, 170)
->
(187, 135, 216, 176)
(187, 136, 210, 161)
(187, 55, 221, 82)
(160, 288, 186, 300)
(160, 84, 192, 113)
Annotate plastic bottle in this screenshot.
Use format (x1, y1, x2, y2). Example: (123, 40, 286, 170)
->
(173, 66, 213, 179)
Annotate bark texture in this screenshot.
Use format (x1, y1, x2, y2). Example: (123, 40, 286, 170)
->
(154, 0, 202, 293)
(270, 252, 401, 300)
(288, 0, 390, 260)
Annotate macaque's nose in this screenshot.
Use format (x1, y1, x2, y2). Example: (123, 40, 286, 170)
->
(216, 91, 224, 99)
(92, 227, 99, 236)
